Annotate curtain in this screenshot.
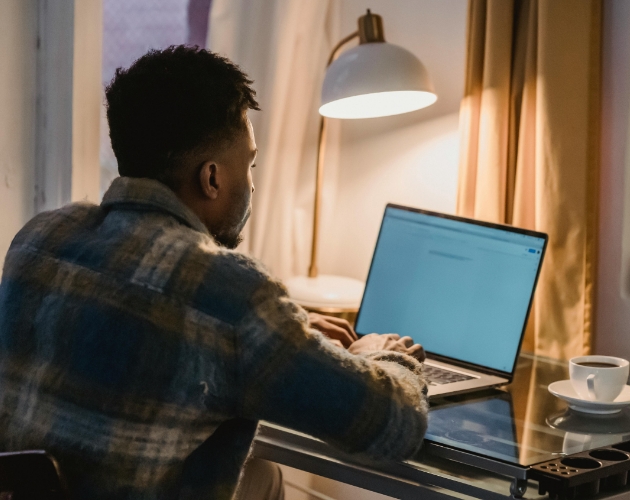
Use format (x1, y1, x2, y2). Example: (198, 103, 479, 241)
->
(208, 0, 340, 280)
(457, 0, 601, 360)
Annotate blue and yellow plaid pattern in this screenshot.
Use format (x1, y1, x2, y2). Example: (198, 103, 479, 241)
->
(0, 177, 428, 499)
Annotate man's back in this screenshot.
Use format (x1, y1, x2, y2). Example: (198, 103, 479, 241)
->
(0, 178, 264, 498)
(0, 178, 429, 499)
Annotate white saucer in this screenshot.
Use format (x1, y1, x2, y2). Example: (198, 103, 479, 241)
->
(548, 380, 630, 415)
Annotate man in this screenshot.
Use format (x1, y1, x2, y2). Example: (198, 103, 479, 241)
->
(0, 46, 428, 499)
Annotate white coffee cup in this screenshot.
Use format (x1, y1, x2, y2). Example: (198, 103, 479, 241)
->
(569, 355, 629, 402)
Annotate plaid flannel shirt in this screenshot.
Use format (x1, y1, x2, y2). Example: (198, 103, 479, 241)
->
(0, 177, 428, 499)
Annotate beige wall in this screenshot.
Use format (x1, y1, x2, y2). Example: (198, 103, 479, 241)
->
(0, 0, 37, 271)
(35, 0, 102, 212)
(596, 0, 630, 358)
(71, 0, 102, 205)
(322, 112, 461, 280)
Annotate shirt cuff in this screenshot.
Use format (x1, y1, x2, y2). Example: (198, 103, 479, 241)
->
(361, 350, 421, 373)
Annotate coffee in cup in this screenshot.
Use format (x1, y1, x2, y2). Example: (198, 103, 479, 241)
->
(569, 355, 629, 402)
(576, 361, 618, 368)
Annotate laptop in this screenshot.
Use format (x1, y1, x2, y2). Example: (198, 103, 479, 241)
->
(354, 204, 548, 398)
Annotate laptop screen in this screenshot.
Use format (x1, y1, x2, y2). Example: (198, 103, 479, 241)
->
(355, 205, 546, 374)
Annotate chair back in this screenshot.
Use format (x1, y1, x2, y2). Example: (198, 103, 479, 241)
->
(0, 450, 68, 500)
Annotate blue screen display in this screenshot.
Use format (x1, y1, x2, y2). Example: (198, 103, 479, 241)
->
(355, 207, 545, 373)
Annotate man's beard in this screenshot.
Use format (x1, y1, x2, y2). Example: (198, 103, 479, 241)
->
(211, 204, 251, 250)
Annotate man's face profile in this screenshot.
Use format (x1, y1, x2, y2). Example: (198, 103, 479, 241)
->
(202, 115, 258, 250)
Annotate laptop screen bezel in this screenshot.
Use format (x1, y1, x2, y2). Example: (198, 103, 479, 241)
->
(354, 203, 549, 380)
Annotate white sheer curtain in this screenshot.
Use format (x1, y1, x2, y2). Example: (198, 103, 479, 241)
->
(208, 0, 341, 280)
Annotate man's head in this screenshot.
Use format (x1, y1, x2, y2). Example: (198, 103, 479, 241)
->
(105, 46, 259, 248)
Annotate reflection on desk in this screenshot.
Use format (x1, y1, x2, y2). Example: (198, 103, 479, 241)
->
(426, 390, 522, 463)
(547, 408, 630, 455)
(425, 353, 630, 469)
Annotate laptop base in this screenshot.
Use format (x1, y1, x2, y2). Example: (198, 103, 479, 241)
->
(425, 357, 508, 398)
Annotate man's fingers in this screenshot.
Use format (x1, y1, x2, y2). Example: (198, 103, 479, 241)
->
(308, 313, 358, 346)
(406, 344, 426, 362)
(330, 326, 355, 348)
(398, 336, 414, 348)
(322, 316, 358, 341)
(348, 333, 425, 358)
(319, 321, 354, 348)
(384, 333, 401, 340)
(328, 339, 344, 349)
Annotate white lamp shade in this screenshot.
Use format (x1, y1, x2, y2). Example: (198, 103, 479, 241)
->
(319, 42, 437, 119)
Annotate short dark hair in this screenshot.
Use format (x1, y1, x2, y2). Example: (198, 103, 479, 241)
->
(105, 46, 259, 187)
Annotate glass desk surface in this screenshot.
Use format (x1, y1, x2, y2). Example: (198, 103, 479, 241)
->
(254, 353, 630, 499)
(424, 353, 630, 468)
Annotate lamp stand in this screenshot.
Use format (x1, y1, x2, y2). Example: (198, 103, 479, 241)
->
(309, 11, 386, 277)
(287, 12, 390, 314)
(307, 115, 327, 278)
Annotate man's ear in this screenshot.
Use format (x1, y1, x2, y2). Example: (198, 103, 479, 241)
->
(199, 161, 219, 200)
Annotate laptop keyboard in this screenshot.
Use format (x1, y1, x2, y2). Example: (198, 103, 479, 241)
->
(424, 364, 476, 386)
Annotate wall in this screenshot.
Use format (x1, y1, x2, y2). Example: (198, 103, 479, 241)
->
(0, 0, 37, 271)
(71, 0, 102, 205)
(318, 0, 467, 281)
(596, 0, 630, 358)
(35, 0, 102, 213)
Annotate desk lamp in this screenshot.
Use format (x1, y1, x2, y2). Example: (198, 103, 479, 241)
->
(286, 10, 437, 315)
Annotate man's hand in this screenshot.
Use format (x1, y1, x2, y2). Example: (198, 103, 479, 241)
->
(348, 333, 425, 362)
(308, 312, 358, 348)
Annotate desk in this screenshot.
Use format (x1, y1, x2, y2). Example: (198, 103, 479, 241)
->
(252, 354, 630, 499)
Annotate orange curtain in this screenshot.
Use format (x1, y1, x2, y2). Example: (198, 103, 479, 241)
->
(457, 0, 601, 360)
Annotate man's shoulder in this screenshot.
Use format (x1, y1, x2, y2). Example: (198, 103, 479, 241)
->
(182, 243, 285, 324)
(5, 201, 285, 326)
(107, 215, 283, 324)
(10, 202, 103, 251)
(136, 218, 272, 285)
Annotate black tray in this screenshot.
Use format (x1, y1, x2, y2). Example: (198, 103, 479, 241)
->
(529, 441, 630, 499)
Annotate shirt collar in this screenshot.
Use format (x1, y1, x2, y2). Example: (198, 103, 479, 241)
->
(101, 177, 210, 235)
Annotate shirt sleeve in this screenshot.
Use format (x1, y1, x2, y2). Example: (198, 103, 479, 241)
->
(234, 278, 429, 461)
